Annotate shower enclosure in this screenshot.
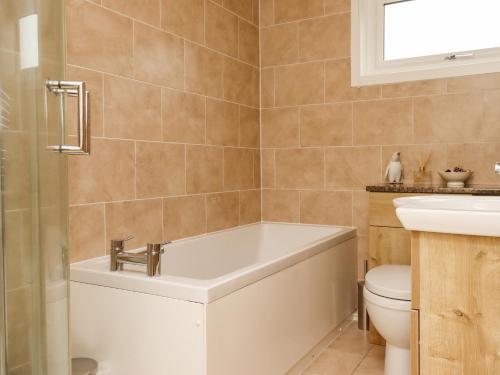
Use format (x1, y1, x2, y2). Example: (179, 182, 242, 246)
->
(0, 0, 81, 374)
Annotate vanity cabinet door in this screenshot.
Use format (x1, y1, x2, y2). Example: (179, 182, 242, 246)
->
(416, 232, 500, 375)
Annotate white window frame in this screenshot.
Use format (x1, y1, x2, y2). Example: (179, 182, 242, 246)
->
(351, 0, 500, 86)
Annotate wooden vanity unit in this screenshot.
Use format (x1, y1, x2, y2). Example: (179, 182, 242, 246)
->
(410, 232, 500, 375)
(368, 187, 500, 374)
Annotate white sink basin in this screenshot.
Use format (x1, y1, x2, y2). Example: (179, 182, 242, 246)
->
(394, 195, 500, 237)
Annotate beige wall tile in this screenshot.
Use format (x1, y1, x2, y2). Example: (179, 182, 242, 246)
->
(325, 59, 381, 102)
(274, 0, 324, 23)
(163, 89, 205, 143)
(262, 189, 300, 222)
(238, 19, 259, 66)
(186, 145, 223, 193)
(185, 43, 224, 97)
(136, 142, 186, 198)
(447, 72, 500, 93)
(353, 191, 368, 237)
(275, 148, 324, 189)
(4, 132, 30, 211)
(103, 75, 161, 140)
(482, 90, 500, 142)
(252, 0, 259, 25)
(4, 211, 31, 290)
(102, 0, 160, 26)
(353, 98, 412, 145)
(224, 148, 254, 190)
(300, 191, 353, 225)
(261, 23, 298, 67)
(446, 143, 500, 185)
(69, 139, 135, 204)
(69, 204, 105, 262)
(224, 0, 253, 22)
(206, 1, 238, 57)
(275, 62, 324, 106)
(223, 57, 259, 106)
(253, 150, 261, 188)
(325, 147, 381, 189)
(300, 103, 353, 147)
(163, 195, 206, 240)
(66, 0, 133, 76)
(299, 14, 350, 62)
(381, 145, 447, 185)
(133, 22, 184, 89)
(325, 0, 351, 14)
(262, 108, 300, 148)
(382, 80, 446, 98)
(261, 149, 275, 188)
(67, 66, 103, 137)
(259, 0, 275, 26)
(414, 93, 484, 143)
(161, 0, 204, 44)
(206, 192, 239, 231)
(239, 190, 262, 224)
(239, 106, 260, 148)
(105, 199, 163, 250)
(261, 67, 275, 108)
(206, 98, 239, 146)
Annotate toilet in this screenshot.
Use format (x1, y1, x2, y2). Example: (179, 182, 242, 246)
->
(364, 265, 411, 375)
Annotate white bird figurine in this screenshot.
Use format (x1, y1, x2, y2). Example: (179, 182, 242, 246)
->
(385, 152, 403, 184)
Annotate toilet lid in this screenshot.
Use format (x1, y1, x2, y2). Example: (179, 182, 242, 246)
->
(365, 265, 411, 301)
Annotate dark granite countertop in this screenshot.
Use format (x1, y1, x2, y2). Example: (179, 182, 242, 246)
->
(366, 184, 500, 196)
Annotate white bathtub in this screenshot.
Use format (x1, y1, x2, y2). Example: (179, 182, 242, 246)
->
(71, 223, 357, 375)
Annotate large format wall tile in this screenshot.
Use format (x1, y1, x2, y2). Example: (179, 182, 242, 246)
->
(102, 0, 160, 26)
(261, 23, 298, 67)
(103, 75, 162, 141)
(136, 142, 186, 198)
(299, 14, 350, 62)
(353, 98, 413, 145)
(186, 145, 224, 194)
(185, 43, 224, 97)
(133, 23, 184, 89)
(162, 89, 206, 144)
(275, 62, 324, 106)
(69, 139, 135, 204)
(206, 1, 238, 57)
(163, 195, 206, 240)
(67, 0, 133, 76)
(161, 0, 204, 43)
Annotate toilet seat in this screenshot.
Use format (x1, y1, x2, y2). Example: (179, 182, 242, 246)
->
(364, 287, 411, 311)
(365, 265, 411, 301)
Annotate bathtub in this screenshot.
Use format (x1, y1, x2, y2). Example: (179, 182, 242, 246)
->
(70, 223, 357, 375)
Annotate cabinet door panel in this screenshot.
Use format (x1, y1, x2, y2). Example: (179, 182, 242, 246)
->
(418, 232, 500, 375)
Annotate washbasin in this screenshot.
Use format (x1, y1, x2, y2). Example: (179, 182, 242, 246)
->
(394, 195, 500, 237)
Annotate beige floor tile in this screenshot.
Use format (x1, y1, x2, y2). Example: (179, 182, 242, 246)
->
(328, 324, 373, 357)
(352, 346, 385, 375)
(304, 348, 364, 375)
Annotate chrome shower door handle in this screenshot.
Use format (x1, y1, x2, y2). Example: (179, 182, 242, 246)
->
(46, 80, 91, 155)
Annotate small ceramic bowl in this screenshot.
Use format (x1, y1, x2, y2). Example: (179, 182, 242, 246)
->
(438, 171, 472, 188)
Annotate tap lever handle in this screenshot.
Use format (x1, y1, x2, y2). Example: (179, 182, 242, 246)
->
(110, 235, 134, 252)
(146, 241, 171, 255)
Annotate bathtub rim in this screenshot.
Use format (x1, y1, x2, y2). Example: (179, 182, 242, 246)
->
(70, 222, 357, 304)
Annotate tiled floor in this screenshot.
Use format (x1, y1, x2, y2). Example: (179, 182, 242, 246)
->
(303, 323, 385, 375)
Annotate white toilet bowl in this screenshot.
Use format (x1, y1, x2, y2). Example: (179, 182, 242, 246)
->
(363, 265, 411, 375)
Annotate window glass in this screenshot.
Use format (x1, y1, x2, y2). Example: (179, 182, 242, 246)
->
(384, 0, 500, 61)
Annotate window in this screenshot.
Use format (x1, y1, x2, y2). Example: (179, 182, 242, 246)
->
(352, 0, 500, 85)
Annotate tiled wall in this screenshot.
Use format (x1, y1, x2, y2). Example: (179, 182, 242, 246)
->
(66, 0, 261, 261)
(259, 0, 500, 276)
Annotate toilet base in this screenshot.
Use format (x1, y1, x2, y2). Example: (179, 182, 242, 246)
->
(384, 344, 410, 375)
